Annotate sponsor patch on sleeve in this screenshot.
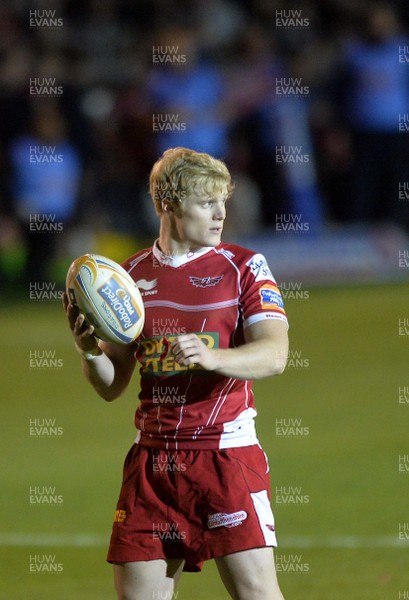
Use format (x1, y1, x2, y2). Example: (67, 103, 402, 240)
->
(259, 284, 285, 312)
(246, 254, 275, 283)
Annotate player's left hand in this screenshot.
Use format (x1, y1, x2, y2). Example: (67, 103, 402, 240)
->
(170, 334, 218, 371)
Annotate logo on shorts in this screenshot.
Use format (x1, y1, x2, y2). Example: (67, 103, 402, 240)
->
(113, 509, 126, 523)
(207, 511, 247, 529)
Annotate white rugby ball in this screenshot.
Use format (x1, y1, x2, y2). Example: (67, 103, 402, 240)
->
(66, 254, 145, 344)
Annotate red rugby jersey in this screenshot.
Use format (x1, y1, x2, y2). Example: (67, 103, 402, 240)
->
(122, 241, 288, 450)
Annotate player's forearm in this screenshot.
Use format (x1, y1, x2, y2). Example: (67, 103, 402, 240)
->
(211, 339, 288, 380)
(79, 352, 118, 401)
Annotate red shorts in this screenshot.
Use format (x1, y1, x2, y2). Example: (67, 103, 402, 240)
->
(107, 443, 278, 572)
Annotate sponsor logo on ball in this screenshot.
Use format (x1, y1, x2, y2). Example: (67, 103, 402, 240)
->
(97, 275, 140, 331)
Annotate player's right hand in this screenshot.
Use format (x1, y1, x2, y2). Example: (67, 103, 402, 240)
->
(62, 292, 99, 352)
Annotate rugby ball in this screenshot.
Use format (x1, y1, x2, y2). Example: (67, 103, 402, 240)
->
(66, 254, 145, 344)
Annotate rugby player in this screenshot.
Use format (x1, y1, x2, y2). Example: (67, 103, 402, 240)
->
(63, 147, 289, 600)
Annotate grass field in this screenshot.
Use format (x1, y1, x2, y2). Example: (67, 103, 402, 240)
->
(1, 283, 408, 599)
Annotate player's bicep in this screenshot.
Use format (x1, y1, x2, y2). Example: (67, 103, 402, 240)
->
(244, 318, 288, 345)
(244, 319, 289, 371)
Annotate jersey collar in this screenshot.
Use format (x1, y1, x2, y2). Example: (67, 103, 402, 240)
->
(152, 239, 215, 268)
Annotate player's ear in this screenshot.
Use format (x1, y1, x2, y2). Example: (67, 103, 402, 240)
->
(161, 199, 173, 214)
(162, 200, 182, 216)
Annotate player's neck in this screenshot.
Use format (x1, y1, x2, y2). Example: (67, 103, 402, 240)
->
(158, 218, 203, 257)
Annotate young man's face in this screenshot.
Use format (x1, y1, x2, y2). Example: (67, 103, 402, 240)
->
(172, 192, 227, 249)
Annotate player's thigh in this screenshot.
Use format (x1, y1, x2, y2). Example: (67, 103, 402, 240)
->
(113, 558, 185, 600)
(215, 547, 284, 600)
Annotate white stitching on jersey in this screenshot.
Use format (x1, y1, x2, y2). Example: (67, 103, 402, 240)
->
(208, 378, 236, 426)
(143, 299, 239, 311)
(173, 374, 193, 446)
(127, 251, 151, 273)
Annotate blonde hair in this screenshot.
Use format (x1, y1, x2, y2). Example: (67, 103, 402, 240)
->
(149, 147, 234, 215)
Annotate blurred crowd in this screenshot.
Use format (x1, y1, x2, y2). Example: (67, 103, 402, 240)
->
(0, 0, 409, 283)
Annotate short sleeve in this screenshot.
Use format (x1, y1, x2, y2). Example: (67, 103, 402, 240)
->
(239, 253, 288, 329)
